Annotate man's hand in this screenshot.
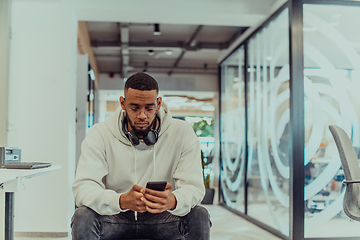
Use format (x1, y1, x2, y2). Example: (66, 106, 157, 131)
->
(119, 184, 146, 212)
(141, 183, 177, 213)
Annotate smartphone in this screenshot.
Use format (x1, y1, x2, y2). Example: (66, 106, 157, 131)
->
(146, 181, 167, 191)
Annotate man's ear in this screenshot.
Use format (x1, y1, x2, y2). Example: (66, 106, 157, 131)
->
(120, 96, 126, 110)
(157, 97, 162, 111)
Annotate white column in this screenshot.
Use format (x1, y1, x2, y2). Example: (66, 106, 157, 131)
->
(76, 54, 89, 166)
(7, 1, 77, 235)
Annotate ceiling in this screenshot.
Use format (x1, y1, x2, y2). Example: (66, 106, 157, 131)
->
(87, 22, 247, 77)
(82, 0, 283, 78)
(79, 0, 284, 115)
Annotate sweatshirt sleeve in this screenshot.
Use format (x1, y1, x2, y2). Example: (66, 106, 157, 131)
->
(169, 124, 206, 216)
(72, 126, 124, 215)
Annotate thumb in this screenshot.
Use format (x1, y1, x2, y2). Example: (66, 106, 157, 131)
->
(165, 183, 172, 190)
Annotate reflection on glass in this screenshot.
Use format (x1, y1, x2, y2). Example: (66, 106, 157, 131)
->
(303, 4, 360, 238)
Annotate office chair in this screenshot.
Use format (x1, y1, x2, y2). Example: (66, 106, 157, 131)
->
(329, 125, 360, 221)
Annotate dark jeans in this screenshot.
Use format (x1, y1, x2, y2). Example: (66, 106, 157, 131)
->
(71, 205, 211, 240)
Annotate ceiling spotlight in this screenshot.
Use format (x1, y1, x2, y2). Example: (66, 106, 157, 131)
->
(165, 50, 172, 55)
(148, 49, 155, 56)
(331, 13, 341, 19)
(154, 23, 161, 35)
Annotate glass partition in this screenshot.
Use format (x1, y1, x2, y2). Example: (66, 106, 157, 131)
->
(246, 9, 290, 235)
(303, 4, 360, 238)
(220, 46, 246, 213)
(219, 1, 360, 239)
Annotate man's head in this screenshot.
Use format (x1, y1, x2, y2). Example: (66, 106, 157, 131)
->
(120, 72, 162, 138)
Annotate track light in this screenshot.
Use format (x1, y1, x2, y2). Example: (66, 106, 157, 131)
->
(153, 23, 161, 35)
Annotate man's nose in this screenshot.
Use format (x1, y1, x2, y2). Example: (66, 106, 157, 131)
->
(138, 110, 147, 118)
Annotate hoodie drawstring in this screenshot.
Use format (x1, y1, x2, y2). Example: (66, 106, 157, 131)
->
(132, 146, 138, 221)
(153, 146, 156, 180)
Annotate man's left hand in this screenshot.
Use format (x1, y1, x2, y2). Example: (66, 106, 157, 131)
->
(141, 183, 177, 213)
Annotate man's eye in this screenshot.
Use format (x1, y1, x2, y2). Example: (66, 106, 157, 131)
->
(130, 108, 138, 111)
(146, 108, 155, 111)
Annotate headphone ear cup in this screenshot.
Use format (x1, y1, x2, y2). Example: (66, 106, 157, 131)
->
(122, 118, 139, 146)
(129, 130, 140, 146)
(143, 130, 158, 146)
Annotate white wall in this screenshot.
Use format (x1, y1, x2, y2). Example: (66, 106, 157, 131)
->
(7, 1, 77, 235)
(0, 0, 10, 147)
(0, 0, 11, 236)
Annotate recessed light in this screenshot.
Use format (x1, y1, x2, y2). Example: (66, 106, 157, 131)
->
(165, 50, 172, 55)
(148, 49, 155, 56)
(266, 56, 272, 61)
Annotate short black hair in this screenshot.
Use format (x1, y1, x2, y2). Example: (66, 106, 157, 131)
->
(125, 72, 159, 93)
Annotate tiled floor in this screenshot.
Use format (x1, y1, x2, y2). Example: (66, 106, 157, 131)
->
(203, 204, 281, 240)
(15, 204, 281, 240)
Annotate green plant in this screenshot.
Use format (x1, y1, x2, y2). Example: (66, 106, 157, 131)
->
(201, 150, 210, 189)
(185, 116, 214, 137)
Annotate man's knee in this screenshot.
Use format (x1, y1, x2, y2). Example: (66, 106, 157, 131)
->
(184, 205, 211, 228)
(190, 205, 210, 221)
(181, 206, 211, 240)
(72, 206, 99, 224)
(71, 206, 101, 239)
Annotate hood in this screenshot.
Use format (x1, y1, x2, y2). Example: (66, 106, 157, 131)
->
(104, 101, 173, 145)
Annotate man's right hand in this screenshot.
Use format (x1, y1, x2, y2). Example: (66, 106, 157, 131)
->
(119, 184, 146, 212)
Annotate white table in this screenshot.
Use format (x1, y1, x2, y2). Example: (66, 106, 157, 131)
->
(0, 165, 60, 240)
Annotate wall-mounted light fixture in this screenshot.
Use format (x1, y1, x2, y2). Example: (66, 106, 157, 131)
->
(154, 23, 161, 35)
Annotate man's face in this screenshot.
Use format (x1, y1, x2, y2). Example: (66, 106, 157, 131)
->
(120, 88, 162, 138)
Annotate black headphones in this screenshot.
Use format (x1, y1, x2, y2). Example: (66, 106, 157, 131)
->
(122, 115, 160, 146)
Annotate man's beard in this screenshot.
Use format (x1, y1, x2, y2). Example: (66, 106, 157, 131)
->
(127, 115, 156, 138)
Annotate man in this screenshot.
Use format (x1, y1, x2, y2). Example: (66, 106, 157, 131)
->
(71, 72, 211, 239)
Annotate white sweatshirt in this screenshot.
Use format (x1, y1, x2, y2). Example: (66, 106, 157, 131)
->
(72, 102, 205, 217)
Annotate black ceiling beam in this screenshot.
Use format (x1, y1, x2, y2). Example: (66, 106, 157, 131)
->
(168, 25, 204, 75)
(90, 40, 229, 51)
(187, 25, 203, 47)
